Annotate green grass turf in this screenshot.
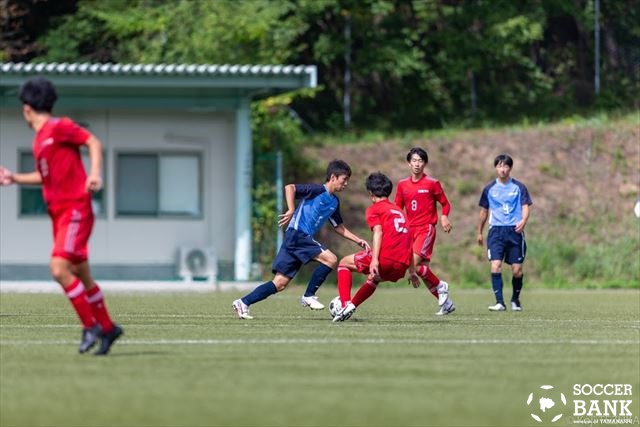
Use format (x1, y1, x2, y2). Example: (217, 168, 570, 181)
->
(1, 288, 638, 427)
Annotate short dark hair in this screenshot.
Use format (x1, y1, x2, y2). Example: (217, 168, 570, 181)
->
(19, 77, 58, 113)
(494, 154, 513, 168)
(366, 172, 393, 198)
(406, 147, 428, 163)
(325, 159, 352, 181)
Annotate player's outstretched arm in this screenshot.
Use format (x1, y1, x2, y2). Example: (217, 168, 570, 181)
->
(437, 187, 453, 232)
(0, 166, 12, 185)
(277, 184, 297, 228)
(369, 226, 383, 278)
(85, 135, 103, 193)
(440, 214, 453, 233)
(515, 204, 530, 233)
(0, 166, 42, 186)
(332, 224, 370, 250)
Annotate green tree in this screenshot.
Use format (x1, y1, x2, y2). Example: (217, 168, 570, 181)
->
(30, 0, 639, 129)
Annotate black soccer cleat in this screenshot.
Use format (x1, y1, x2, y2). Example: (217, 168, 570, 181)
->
(94, 324, 124, 356)
(78, 324, 102, 354)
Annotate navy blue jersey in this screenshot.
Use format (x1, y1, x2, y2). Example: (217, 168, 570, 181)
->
(479, 178, 532, 226)
(288, 184, 343, 236)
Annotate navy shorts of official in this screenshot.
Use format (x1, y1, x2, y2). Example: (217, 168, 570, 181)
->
(487, 226, 527, 265)
(272, 228, 326, 278)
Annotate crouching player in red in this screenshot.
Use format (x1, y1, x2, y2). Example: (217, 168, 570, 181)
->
(332, 172, 413, 322)
(0, 77, 123, 355)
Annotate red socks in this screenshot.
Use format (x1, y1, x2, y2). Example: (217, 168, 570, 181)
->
(64, 279, 96, 328)
(417, 265, 440, 298)
(64, 280, 114, 332)
(86, 285, 114, 333)
(337, 266, 352, 307)
(337, 266, 378, 307)
(351, 280, 377, 307)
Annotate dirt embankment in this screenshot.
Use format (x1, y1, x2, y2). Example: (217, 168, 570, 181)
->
(305, 117, 640, 250)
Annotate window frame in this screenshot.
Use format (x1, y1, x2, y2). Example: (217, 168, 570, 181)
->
(114, 150, 204, 219)
(17, 149, 107, 218)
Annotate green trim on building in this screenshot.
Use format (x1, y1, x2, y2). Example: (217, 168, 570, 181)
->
(0, 62, 317, 109)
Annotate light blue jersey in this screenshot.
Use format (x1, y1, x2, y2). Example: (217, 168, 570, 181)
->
(479, 178, 532, 226)
(288, 184, 343, 236)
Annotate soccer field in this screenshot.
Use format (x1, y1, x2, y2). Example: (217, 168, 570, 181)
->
(1, 288, 638, 427)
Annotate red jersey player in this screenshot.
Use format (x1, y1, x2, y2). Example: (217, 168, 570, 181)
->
(395, 147, 455, 315)
(0, 77, 123, 355)
(332, 172, 412, 322)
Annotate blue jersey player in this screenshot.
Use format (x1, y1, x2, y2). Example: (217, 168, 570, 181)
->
(477, 154, 532, 312)
(233, 160, 370, 319)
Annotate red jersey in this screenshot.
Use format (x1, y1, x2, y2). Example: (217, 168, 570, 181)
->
(365, 199, 412, 266)
(32, 117, 91, 205)
(394, 174, 451, 227)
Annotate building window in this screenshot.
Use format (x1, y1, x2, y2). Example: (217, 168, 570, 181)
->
(116, 152, 201, 217)
(18, 151, 105, 216)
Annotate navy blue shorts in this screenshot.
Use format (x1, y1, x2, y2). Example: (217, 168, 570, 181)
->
(272, 229, 326, 278)
(487, 226, 527, 265)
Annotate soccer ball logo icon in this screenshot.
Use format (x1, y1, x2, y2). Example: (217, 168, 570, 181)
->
(527, 385, 567, 423)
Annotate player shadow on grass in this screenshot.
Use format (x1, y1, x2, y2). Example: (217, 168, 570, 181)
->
(101, 351, 173, 357)
(303, 316, 448, 324)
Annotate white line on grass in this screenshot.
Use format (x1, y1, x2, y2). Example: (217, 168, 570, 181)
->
(0, 324, 205, 328)
(3, 315, 639, 323)
(1, 338, 638, 346)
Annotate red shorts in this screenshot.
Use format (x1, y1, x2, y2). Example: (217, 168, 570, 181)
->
(48, 199, 94, 264)
(412, 224, 437, 261)
(353, 250, 410, 283)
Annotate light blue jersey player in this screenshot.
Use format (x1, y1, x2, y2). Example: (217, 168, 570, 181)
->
(477, 154, 532, 312)
(232, 160, 369, 319)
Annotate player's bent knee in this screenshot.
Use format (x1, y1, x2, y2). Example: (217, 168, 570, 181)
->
(49, 260, 71, 283)
(274, 283, 288, 291)
(339, 255, 351, 266)
(324, 253, 338, 268)
(273, 276, 290, 291)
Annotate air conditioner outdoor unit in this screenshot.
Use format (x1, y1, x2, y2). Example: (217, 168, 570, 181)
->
(177, 246, 218, 285)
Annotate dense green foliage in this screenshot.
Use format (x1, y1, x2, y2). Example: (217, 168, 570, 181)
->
(7, 0, 639, 130)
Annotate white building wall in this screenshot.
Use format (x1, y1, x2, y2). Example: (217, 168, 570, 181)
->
(0, 108, 236, 271)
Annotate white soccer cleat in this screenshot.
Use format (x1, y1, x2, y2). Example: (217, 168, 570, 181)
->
(332, 302, 356, 322)
(300, 295, 325, 310)
(511, 301, 523, 312)
(488, 302, 506, 312)
(232, 299, 254, 319)
(435, 299, 456, 316)
(436, 281, 449, 307)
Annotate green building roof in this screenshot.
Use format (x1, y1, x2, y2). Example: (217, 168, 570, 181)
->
(0, 62, 317, 109)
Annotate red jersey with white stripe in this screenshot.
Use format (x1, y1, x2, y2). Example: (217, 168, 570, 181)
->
(394, 174, 451, 227)
(365, 199, 412, 266)
(32, 117, 91, 205)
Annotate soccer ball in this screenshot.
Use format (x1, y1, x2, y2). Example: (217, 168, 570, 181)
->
(329, 296, 343, 318)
